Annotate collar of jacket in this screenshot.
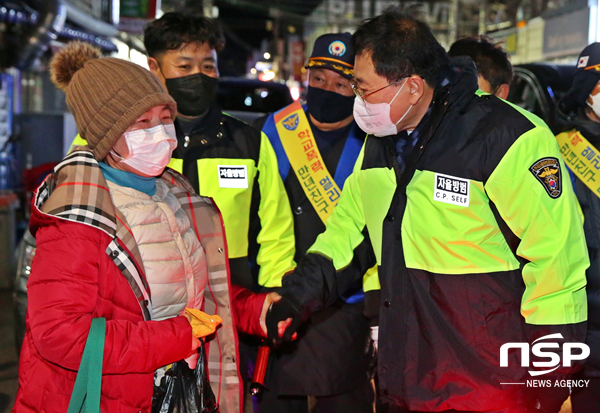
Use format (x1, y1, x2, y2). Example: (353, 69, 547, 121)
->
(557, 101, 600, 146)
(31, 150, 202, 319)
(573, 111, 600, 145)
(31, 149, 156, 318)
(174, 103, 227, 150)
(33, 149, 198, 259)
(376, 62, 477, 182)
(437, 58, 480, 113)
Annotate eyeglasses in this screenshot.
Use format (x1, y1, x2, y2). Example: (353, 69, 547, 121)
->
(350, 77, 406, 103)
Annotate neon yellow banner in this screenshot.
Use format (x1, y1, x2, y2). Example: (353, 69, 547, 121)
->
(557, 130, 600, 197)
(274, 101, 342, 224)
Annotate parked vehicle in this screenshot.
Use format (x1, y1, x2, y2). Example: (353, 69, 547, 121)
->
(507, 63, 575, 134)
(216, 77, 293, 123)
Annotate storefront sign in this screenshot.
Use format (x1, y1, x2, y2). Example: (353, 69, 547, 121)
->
(119, 0, 158, 34)
(543, 7, 590, 58)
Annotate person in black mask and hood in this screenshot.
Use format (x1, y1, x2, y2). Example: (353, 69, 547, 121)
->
(556, 42, 600, 413)
(253, 33, 375, 413)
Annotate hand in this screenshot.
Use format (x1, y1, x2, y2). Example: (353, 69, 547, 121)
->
(187, 336, 201, 358)
(265, 296, 304, 347)
(258, 292, 297, 339)
(260, 292, 282, 335)
(183, 308, 222, 338)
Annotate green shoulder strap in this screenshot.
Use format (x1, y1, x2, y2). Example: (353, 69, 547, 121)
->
(68, 318, 106, 413)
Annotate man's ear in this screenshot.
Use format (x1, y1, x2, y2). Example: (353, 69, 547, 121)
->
(408, 76, 425, 105)
(148, 57, 160, 76)
(495, 83, 510, 100)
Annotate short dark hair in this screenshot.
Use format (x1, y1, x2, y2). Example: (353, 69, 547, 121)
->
(144, 12, 225, 58)
(448, 37, 513, 91)
(352, 7, 449, 86)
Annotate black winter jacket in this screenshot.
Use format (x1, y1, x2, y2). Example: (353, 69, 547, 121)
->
(278, 62, 588, 411)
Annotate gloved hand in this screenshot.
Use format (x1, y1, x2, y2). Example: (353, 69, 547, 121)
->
(265, 296, 304, 347)
(184, 308, 222, 338)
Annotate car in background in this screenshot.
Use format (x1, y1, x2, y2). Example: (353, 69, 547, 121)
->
(507, 63, 575, 134)
(12, 76, 294, 351)
(216, 77, 294, 124)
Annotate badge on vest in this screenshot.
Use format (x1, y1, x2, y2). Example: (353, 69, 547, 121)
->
(433, 173, 470, 207)
(529, 157, 562, 198)
(218, 165, 248, 189)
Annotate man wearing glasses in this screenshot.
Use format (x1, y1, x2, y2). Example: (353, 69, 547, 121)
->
(254, 32, 375, 413)
(265, 7, 589, 413)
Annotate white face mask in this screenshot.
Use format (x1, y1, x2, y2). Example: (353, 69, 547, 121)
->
(111, 124, 177, 176)
(353, 78, 413, 137)
(588, 93, 600, 119)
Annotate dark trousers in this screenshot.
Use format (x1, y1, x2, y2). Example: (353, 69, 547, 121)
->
(312, 379, 375, 413)
(384, 403, 538, 413)
(239, 337, 307, 413)
(255, 379, 374, 413)
(254, 391, 307, 413)
(388, 406, 536, 413)
(571, 377, 600, 413)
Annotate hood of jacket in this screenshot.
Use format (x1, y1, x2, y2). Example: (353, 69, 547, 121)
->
(31, 149, 154, 319)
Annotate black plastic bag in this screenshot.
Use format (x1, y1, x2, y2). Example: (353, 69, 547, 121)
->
(152, 340, 218, 413)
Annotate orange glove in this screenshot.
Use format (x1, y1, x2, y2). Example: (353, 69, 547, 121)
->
(183, 308, 222, 338)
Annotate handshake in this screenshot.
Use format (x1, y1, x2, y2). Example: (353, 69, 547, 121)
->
(259, 292, 306, 347)
(183, 288, 308, 348)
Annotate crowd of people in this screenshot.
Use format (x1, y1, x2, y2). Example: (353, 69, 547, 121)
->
(10, 5, 600, 413)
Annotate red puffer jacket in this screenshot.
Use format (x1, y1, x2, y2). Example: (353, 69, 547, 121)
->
(14, 205, 266, 413)
(12, 152, 266, 413)
(13, 213, 194, 413)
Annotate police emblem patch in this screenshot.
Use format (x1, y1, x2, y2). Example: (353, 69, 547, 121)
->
(529, 157, 562, 198)
(328, 41, 346, 57)
(282, 113, 299, 131)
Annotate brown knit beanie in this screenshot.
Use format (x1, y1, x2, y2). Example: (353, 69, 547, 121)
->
(50, 41, 177, 160)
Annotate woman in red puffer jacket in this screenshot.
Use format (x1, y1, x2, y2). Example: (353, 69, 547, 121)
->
(12, 42, 273, 413)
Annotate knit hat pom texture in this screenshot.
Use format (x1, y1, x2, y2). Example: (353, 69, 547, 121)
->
(50, 41, 101, 91)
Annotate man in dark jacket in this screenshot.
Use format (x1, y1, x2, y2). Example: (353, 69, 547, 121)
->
(265, 7, 589, 413)
(254, 33, 375, 413)
(143, 13, 296, 407)
(144, 12, 295, 293)
(144, 12, 294, 288)
(555, 42, 600, 413)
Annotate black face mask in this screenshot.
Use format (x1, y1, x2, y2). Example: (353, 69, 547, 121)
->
(306, 86, 355, 124)
(165, 72, 219, 117)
